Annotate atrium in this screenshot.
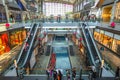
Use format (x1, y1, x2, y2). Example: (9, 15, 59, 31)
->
(0, 0, 120, 80)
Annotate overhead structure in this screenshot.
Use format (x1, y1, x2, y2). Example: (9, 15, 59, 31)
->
(44, 0, 76, 4)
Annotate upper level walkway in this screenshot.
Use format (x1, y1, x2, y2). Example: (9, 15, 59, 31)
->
(1, 20, 119, 31)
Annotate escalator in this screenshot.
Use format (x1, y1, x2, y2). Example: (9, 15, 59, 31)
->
(81, 23, 102, 68)
(17, 23, 39, 68)
(86, 25, 102, 63)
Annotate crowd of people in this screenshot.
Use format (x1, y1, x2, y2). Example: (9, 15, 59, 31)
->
(46, 68, 62, 80)
(46, 68, 76, 80)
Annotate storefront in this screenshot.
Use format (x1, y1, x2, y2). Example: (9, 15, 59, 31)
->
(102, 5, 112, 22)
(94, 29, 120, 56)
(0, 33, 10, 55)
(115, 2, 120, 22)
(9, 28, 27, 48)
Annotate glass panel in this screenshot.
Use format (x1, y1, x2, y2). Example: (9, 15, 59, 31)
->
(44, 2, 73, 16)
(112, 39, 120, 55)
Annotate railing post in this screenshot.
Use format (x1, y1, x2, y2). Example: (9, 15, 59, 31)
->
(14, 60, 19, 77)
(99, 60, 104, 77)
(79, 68, 82, 80)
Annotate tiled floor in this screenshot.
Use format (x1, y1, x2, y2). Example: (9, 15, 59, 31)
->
(68, 41, 87, 75)
(97, 43, 120, 71)
(31, 55, 50, 74)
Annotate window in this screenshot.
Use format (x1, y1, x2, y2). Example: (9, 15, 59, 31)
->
(44, 2, 73, 16)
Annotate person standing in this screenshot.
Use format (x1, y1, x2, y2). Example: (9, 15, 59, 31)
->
(46, 67, 50, 80)
(58, 70, 62, 80)
(91, 66, 97, 80)
(53, 69, 57, 80)
(115, 66, 120, 80)
(72, 68, 76, 80)
(50, 69, 53, 80)
(66, 69, 70, 80)
(24, 42, 29, 51)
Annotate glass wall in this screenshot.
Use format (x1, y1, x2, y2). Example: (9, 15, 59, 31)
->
(43, 2, 73, 16)
(0, 5, 7, 23)
(115, 2, 120, 22)
(94, 29, 120, 56)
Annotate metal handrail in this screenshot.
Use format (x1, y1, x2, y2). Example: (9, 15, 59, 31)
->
(17, 23, 35, 63)
(80, 23, 96, 66)
(22, 23, 39, 67)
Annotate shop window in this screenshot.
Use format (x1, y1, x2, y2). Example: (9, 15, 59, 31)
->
(9, 29, 27, 48)
(102, 35, 113, 49)
(99, 33, 104, 43)
(94, 31, 100, 41)
(0, 33, 10, 55)
(112, 39, 120, 54)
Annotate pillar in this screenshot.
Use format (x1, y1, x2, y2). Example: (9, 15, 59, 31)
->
(110, 0, 118, 23)
(2, 0, 9, 23)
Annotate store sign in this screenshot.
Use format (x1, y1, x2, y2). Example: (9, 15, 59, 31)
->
(0, 24, 7, 32)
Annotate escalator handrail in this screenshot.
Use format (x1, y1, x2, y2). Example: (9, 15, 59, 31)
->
(80, 23, 96, 66)
(17, 23, 35, 63)
(86, 23, 102, 62)
(67, 47, 72, 69)
(22, 23, 39, 67)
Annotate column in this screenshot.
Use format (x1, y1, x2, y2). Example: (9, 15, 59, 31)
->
(110, 0, 118, 23)
(2, 0, 9, 23)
